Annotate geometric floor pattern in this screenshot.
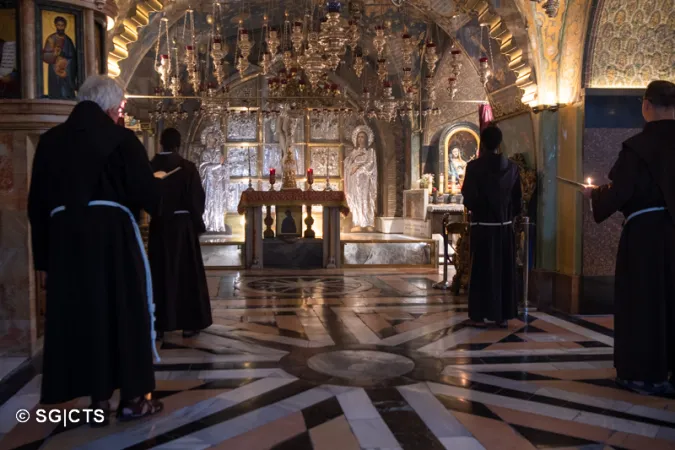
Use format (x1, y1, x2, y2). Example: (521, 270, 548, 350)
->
(2, 269, 675, 449)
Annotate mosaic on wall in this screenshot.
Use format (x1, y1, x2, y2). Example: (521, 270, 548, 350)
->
(587, 0, 675, 87)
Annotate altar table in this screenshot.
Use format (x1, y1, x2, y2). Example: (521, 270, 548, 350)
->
(237, 189, 350, 269)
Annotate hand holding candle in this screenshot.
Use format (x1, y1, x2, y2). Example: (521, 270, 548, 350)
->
(582, 177, 596, 199)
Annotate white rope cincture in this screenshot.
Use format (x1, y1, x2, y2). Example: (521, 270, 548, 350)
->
(624, 207, 666, 225)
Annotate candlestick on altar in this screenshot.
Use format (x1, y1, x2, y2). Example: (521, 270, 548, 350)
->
(306, 168, 314, 191)
(269, 168, 276, 191)
(246, 147, 254, 191)
(324, 152, 332, 191)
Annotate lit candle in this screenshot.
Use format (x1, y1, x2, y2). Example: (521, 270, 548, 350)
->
(270, 168, 275, 175)
(586, 177, 592, 186)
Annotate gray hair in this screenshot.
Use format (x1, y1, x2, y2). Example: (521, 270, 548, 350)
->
(78, 75, 125, 112)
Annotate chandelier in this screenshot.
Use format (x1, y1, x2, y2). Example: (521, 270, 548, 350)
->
(146, 0, 506, 127)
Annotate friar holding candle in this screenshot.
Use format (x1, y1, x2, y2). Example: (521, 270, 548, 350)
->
(583, 80, 675, 395)
(149, 128, 212, 339)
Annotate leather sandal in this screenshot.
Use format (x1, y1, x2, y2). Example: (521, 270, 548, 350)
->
(116, 397, 164, 422)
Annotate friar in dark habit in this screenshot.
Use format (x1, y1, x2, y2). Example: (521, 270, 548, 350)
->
(27, 75, 163, 423)
(461, 125, 522, 327)
(149, 128, 212, 339)
(583, 80, 675, 395)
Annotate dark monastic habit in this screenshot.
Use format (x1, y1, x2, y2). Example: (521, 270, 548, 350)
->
(588, 81, 675, 393)
(27, 98, 160, 412)
(462, 126, 522, 326)
(149, 128, 212, 337)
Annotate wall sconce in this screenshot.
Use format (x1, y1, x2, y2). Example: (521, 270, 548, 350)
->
(530, 0, 560, 18)
(531, 104, 565, 114)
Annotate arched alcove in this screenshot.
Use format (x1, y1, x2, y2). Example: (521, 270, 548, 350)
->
(437, 121, 479, 194)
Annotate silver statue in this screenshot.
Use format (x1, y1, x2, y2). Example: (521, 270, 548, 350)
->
(344, 125, 377, 231)
(276, 103, 293, 152)
(198, 125, 230, 233)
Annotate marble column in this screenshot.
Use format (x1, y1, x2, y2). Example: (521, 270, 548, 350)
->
(84, 10, 97, 78)
(410, 132, 421, 191)
(535, 110, 559, 271)
(556, 104, 583, 276)
(0, 101, 74, 357)
(20, 0, 36, 99)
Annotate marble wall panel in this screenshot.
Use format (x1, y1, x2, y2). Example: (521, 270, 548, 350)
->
(0, 247, 31, 353)
(0, 133, 14, 192)
(497, 112, 536, 167)
(0, 131, 33, 355)
(343, 242, 432, 265)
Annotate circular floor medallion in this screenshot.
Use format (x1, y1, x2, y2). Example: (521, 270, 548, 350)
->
(307, 350, 415, 381)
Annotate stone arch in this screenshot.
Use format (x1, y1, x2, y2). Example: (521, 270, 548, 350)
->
(107, 0, 538, 107)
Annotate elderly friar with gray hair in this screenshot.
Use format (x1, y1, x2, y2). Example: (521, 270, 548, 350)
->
(28, 75, 164, 424)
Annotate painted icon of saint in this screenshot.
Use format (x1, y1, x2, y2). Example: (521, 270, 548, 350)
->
(42, 16, 77, 99)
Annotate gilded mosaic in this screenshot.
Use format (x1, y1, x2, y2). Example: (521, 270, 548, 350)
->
(587, 0, 675, 87)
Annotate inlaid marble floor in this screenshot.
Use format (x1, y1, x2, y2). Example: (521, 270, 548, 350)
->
(1, 269, 674, 449)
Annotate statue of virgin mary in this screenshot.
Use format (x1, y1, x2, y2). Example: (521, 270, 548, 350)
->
(344, 125, 377, 231)
(198, 125, 230, 233)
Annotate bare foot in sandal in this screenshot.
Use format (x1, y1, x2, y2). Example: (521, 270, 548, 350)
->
(116, 396, 164, 422)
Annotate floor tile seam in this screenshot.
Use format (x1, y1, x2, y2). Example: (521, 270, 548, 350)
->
(113, 378, 312, 450)
(147, 385, 337, 449)
(431, 376, 675, 431)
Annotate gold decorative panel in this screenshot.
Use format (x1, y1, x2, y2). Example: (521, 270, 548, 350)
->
(587, 0, 674, 87)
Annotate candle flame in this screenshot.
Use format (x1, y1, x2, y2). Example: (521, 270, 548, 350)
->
(586, 177, 592, 186)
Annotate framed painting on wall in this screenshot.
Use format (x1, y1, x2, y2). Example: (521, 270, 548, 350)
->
(36, 2, 84, 100)
(438, 122, 480, 194)
(0, 1, 20, 99)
